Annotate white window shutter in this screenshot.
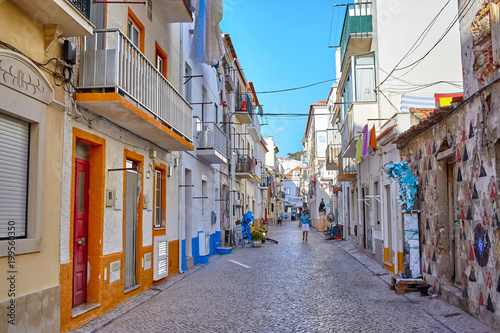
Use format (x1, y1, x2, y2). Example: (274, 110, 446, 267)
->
(0, 113, 29, 238)
(153, 236, 168, 281)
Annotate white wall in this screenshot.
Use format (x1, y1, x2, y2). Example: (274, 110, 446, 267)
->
(373, 0, 463, 120)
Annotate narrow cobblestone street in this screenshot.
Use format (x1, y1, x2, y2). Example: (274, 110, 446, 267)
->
(73, 222, 495, 333)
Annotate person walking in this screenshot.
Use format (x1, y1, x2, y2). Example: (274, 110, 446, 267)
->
(300, 210, 311, 241)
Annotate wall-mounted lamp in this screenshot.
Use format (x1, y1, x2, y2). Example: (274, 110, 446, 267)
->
(146, 170, 151, 179)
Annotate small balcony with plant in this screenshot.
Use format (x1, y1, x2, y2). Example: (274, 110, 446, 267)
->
(235, 155, 257, 181)
(234, 92, 253, 124)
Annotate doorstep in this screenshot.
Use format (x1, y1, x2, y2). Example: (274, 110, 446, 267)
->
(72, 303, 101, 318)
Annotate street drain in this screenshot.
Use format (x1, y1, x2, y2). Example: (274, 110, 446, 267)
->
(443, 312, 462, 318)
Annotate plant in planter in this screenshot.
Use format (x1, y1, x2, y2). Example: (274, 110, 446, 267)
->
(250, 229, 265, 247)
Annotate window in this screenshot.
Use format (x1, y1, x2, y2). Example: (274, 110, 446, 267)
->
(185, 63, 192, 103)
(155, 42, 168, 78)
(214, 104, 219, 126)
(0, 112, 30, 239)
(202, 87, 207, 123)
(128, 20, 140, 47)
(285, 187, 290, 195)
(355, 52, 376, 102)
(127, 9, 145, 52)
(154, 169, 165, 229)
(202, 180, 207, 215)
(375, 181, 381, 225)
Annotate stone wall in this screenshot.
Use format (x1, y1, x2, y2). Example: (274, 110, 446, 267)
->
(399, 96, 500, 328)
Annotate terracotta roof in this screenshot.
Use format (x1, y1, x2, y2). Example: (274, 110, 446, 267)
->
(409, 107, 435, 120)
(395, 105, 455, 148)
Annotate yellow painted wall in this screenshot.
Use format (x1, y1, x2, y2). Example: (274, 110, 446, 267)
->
(0, 1, 64, 300)
(0, 1, 66, 103)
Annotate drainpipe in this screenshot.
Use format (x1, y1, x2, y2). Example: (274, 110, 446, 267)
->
(178, 21, 185, 274)
(178, 152, 184, 274)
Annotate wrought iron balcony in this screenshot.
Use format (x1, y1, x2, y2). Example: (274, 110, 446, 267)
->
(196, 122, 228, 164)
(326, 144, 342, 171)
(234, 93, 253, 124)
(235, 155, 256, 180)
(338, 160, 358, 182)
(77, 29, 193, 151)
(335, 2, 373, 65)
(68, 0, 90, 19)
(10, 0, 93, 36)
(259, 174, 271, 189)
(224, 74, 235, 92)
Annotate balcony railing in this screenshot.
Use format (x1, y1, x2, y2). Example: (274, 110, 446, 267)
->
(197, 122, 227, 157)
(336, 2, 373, 64)
(326, 144, 341, 170)
(235, 155, 255, 174)
(235, 93, 253, 113)
(260, 175, 270, 188)
(338, 159, 358, 182)
(69, 0, 91, 19)
(78, 29, 193, 141)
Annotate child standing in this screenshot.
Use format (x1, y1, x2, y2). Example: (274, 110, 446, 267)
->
(300, 210, 311, 241)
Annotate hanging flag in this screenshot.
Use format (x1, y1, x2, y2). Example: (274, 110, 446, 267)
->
(361, 124, 369, 159)
(355, 134, 363, 164)
(370, 125, 377, 152)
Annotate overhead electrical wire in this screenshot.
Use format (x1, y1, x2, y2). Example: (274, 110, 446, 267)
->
(254, 78, 339, 94)
(391, 0, 475, 76)
(378, 0, 474, 88)
(376, 0, 452, 89)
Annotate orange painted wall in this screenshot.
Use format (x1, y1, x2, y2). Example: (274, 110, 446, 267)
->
(383, 248, 395, 273)
(61, 128, 106, 332)
(60, 132, 182, 332)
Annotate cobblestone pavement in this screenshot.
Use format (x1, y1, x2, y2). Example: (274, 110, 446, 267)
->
(72, 222, 496, 333)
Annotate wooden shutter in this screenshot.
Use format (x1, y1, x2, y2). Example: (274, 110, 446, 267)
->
(0, 112, 29, 239)
(153, 236, 168, 280)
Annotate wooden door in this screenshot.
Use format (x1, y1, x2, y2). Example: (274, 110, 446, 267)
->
(73, 159, 89, 307)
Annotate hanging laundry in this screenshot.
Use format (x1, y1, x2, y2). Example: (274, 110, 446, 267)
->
(190, 0, 224, 64)
(355, 134, 363, 164)
(220, 73, 227, 106)
(190, 0, 207, 63)
(241, 93, 247, 111)
(205, 0, 224, 63)
(361, 124, 369, 159)
(369, 125, 377, 152)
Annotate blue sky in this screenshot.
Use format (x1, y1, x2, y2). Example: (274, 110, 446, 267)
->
(220, 0, 348, 158)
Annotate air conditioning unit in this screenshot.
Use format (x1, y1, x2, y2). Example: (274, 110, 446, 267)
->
(153, 236, 168, 281)
(235, 199, 242, 206)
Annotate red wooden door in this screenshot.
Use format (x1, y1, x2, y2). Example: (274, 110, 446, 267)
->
(73, 158, 89, 307)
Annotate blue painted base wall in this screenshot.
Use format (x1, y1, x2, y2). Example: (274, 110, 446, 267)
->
(181, 239, 187, 272)
(181, 232, 219, 268)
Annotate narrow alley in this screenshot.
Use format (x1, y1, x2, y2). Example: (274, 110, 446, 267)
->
(72, 222, 493, 333)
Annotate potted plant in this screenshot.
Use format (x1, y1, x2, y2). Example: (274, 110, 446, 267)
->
(250, 229, 265, 247)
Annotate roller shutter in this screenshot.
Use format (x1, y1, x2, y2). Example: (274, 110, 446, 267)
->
(0, 112, 29, 239)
